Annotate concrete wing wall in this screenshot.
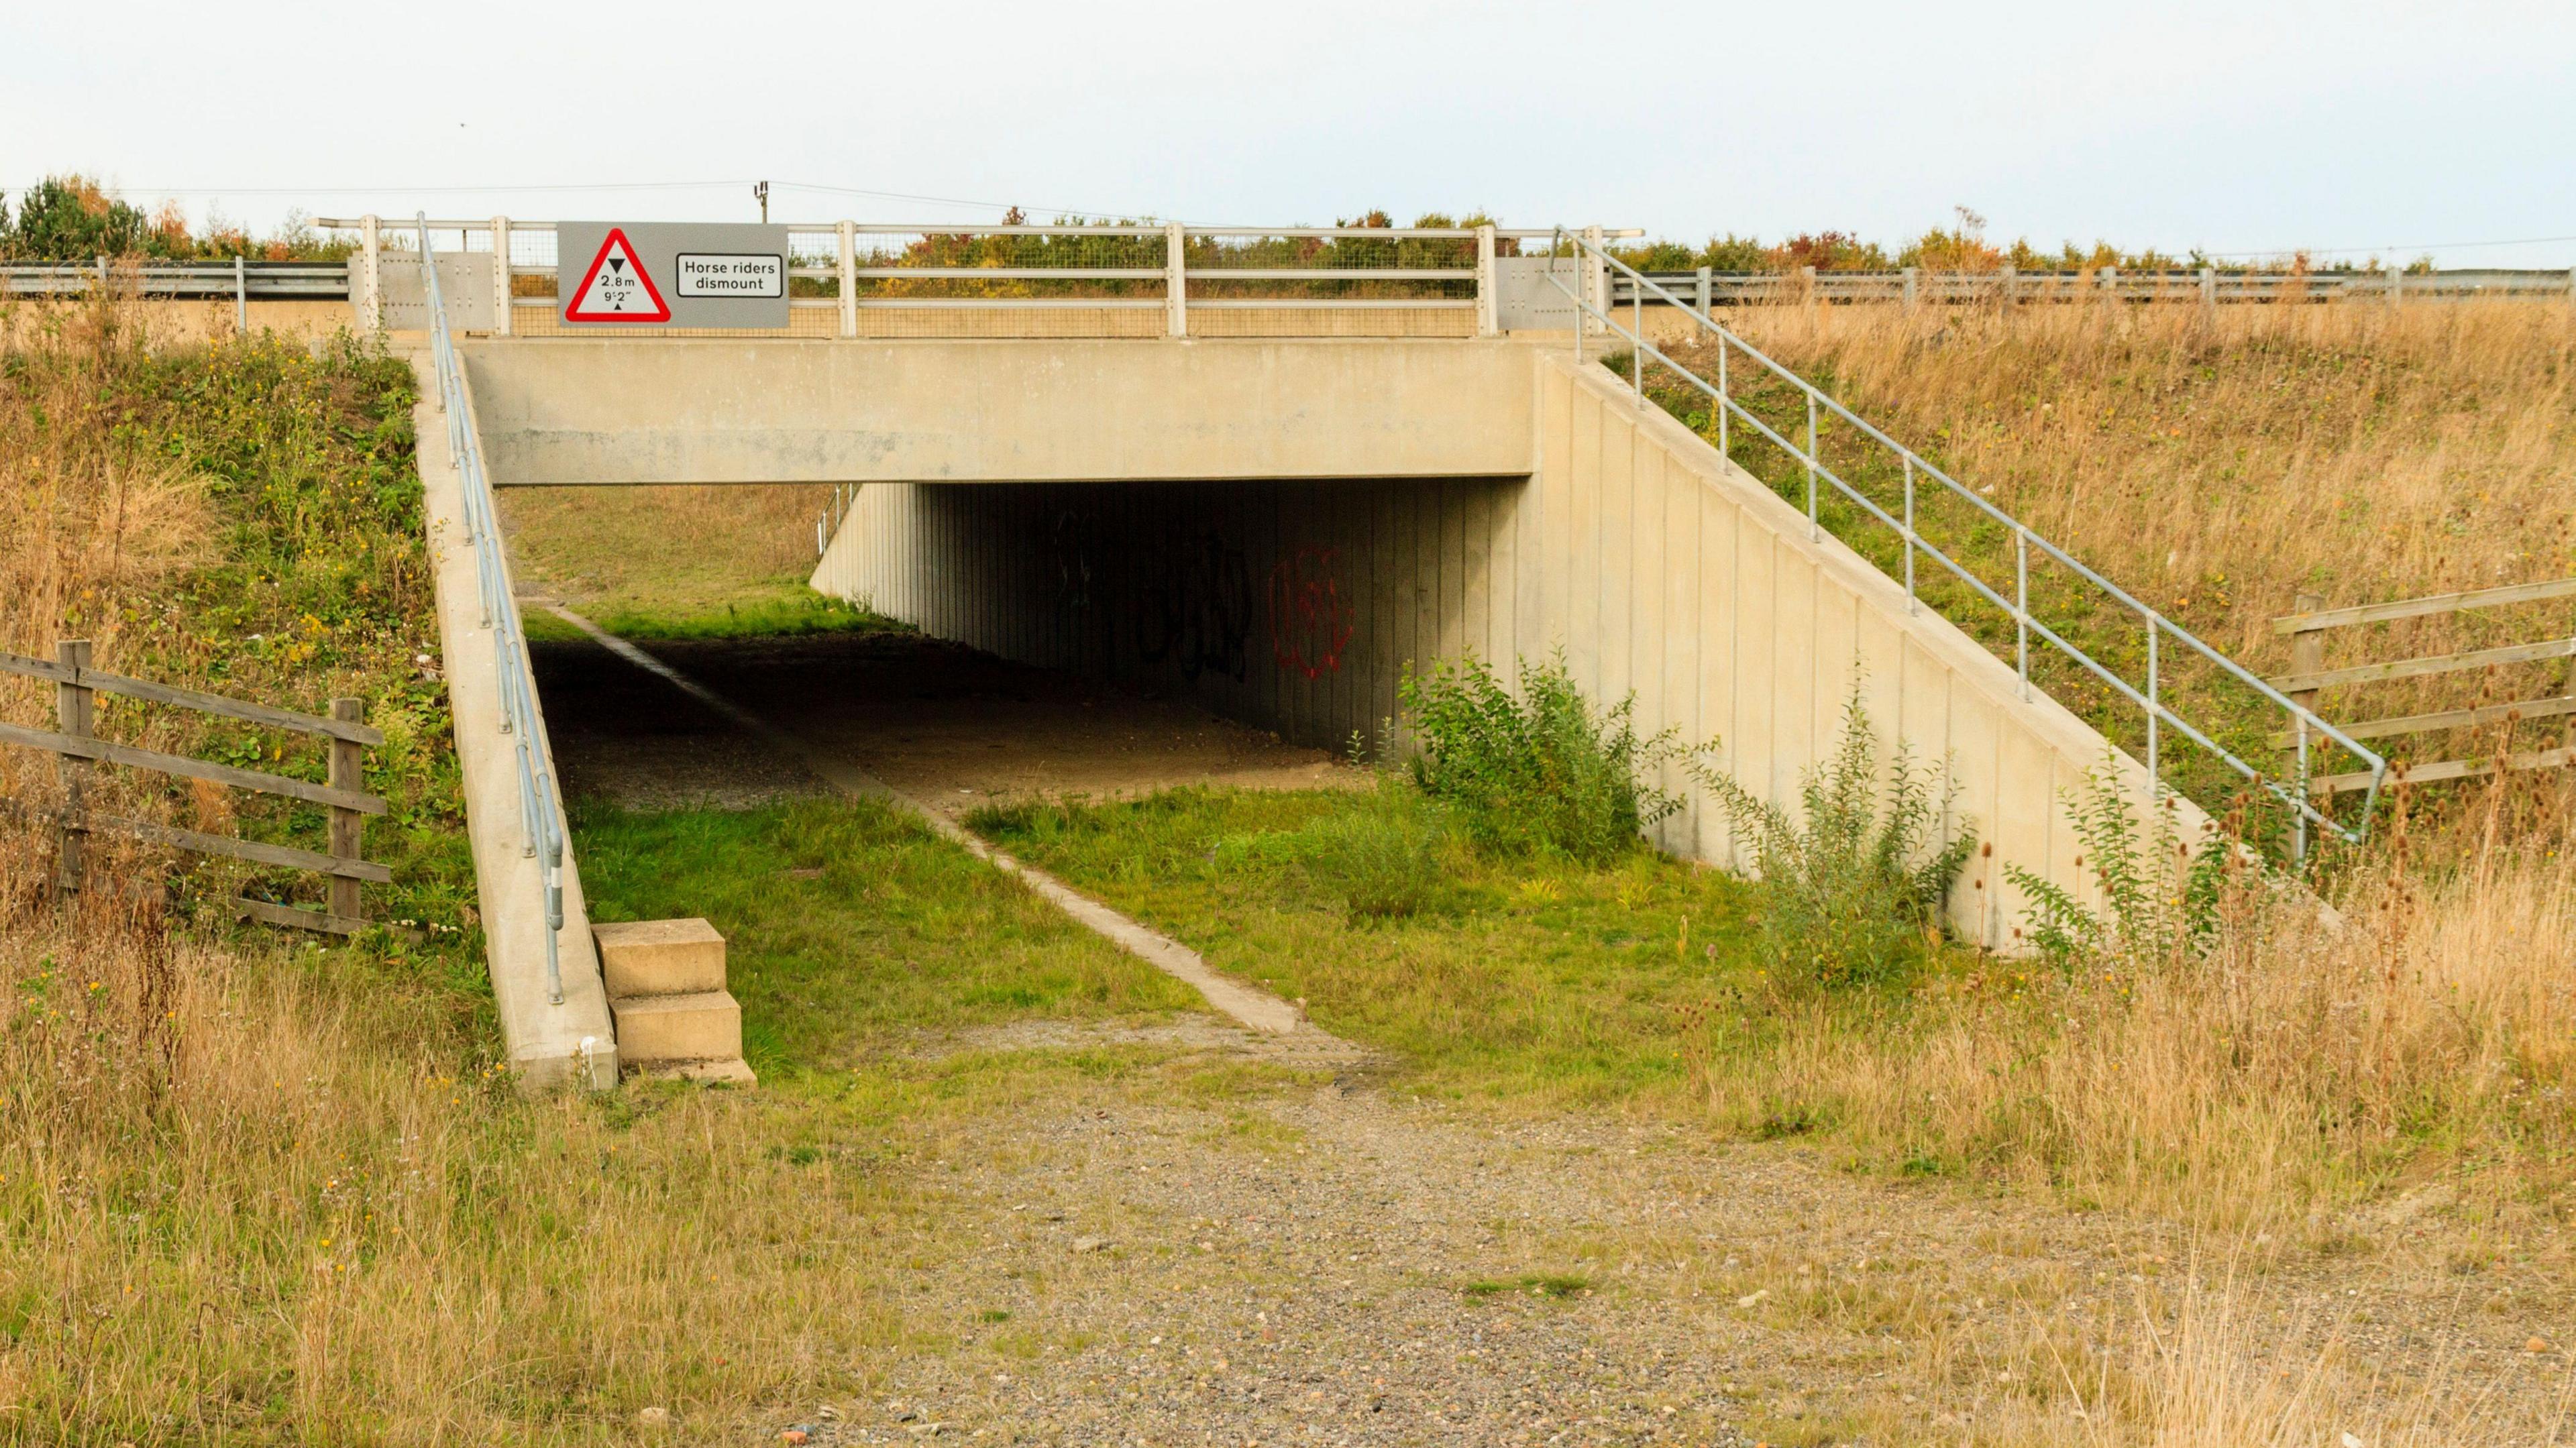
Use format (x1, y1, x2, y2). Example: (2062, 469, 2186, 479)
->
(813, 344, 2178, 946)
(1520, 353, 2181, 946)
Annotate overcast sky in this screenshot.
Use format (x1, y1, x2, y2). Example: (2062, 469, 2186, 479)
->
(9, 0, 2573, 266)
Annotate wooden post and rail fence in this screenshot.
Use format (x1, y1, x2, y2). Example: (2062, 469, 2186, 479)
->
(2271, 577, 2576, 799)
(0, 641, 390, 934)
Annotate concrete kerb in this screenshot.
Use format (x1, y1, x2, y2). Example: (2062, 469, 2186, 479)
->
(538, 604, 1316, 1040)
(409, 357, 619, 1093)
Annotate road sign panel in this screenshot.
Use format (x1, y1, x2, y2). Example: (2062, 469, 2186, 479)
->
(556, 223, 791, 329)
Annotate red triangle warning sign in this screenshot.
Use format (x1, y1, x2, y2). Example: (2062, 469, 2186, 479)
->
(564, 227, 671, 321)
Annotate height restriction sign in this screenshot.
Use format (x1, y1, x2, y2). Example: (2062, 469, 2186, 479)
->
(555, 222, 791, 329)
(564, 228, 669, 321)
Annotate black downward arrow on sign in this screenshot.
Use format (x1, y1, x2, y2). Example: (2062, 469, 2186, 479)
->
(609, 258, 627, 274)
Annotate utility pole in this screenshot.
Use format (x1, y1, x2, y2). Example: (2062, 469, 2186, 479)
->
(755, 180, 769, 223)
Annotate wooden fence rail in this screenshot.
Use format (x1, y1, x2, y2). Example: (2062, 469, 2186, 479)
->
(2271, 580, 2576, 796)
(0, 641, 386, 934)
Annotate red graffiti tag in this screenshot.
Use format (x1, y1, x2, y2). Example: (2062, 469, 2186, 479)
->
(1269, 547, 1354, 679)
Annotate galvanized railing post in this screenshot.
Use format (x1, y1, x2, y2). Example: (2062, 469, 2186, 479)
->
(1582, 225, 1605, 337)
(1902, 457, 1917, 614)
(1474, 223, 1498, 337)
(490, 217, 512, 336)
(2145, 611, 2161, 791)
(233, 255, 247, 336)
(1164, 221, 1188, 339)
(1696, 265, 1711, 315)
(360, 215, 382, 331)
(2015, 528, 2030, 699)
(1631, 282, 1645, 408)
(837, 219, 859, 339)
(1566, 229, 1584, 366)
(1715, 338, 1728, 456)
(1805, 392, 1819, 540)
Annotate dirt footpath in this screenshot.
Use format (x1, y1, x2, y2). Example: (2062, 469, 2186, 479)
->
(531, 629, 1355, 814)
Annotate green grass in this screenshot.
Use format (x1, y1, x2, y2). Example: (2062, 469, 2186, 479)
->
(1462, 1272, 1591, 1300)
(521, 588, 896, 643)
(569, 796, 1203, 1076)
(969, 784, 1774, 1101)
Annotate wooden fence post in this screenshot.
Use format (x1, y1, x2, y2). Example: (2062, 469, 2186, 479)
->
(54, 639, 93, 896)
(2287, 593, 2325, 719)
(329, 698, 366, 924)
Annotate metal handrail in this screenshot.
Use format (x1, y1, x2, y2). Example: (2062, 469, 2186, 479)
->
(415, 215, 571, 1002)
(1545, 230, 2387, 851)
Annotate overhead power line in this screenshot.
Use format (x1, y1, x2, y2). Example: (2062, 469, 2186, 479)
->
(2186, 233, 2576, 260)
(1, 177, 1142, 220)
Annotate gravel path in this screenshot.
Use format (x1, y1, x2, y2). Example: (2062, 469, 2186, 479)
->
(749, 1074, 2574, 1447)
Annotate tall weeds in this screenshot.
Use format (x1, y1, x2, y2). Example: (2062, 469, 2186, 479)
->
(1713, 816, 2575, 1231)
(1401, 651, 1707, 864)
(1700, 689, 1974, 987)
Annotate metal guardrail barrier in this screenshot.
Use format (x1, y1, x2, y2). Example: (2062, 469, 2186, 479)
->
(413, 215, 572, 1003)
(323, 217, 1605, 338)
(1545, 230, 2387, 855)
(1, 259, 350, 298)
(1611, 265, 2576, 309)
(3, 258, 350, 336)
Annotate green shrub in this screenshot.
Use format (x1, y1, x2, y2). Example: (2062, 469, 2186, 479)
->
(1399, 653, 1705, 865)
(1699, 690, 1974, 988)
(2006, 763, 2261, 969)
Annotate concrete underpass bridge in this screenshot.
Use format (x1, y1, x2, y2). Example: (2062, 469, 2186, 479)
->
(370, 215, 2380, 1087)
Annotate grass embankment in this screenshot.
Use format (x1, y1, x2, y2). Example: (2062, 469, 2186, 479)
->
(499, 484, 887, 641)
(0, 304, 1201, 1443)
(1639, 300, 2576, 849)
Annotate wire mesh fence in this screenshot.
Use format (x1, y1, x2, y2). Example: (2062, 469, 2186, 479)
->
(343, 219, 1556, 339)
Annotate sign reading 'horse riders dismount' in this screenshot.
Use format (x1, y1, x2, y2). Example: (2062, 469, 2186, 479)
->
(557, 222, 791, 329)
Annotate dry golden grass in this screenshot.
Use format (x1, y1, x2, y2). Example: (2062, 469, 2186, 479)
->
(0, 302, 213, 677)
(0, 890, 963, 1443)
(1712, 843, 2575, 1235)
(1705, 298, 2576, 748)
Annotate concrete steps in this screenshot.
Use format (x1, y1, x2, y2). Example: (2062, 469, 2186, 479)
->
(594, 918, 755, 1085)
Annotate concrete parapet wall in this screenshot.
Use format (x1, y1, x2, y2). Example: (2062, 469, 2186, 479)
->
(460, 339, 1535, 487)
(814, 345, 2181, 944)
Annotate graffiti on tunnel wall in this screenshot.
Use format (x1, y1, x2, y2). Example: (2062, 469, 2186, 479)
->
(1137, 528, 1254, 683)
(1269, 547, 1353, 678)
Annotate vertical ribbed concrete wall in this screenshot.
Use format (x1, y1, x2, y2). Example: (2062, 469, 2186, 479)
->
(815, 348, 2179, 945)
(814, 474, 1528, 757)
